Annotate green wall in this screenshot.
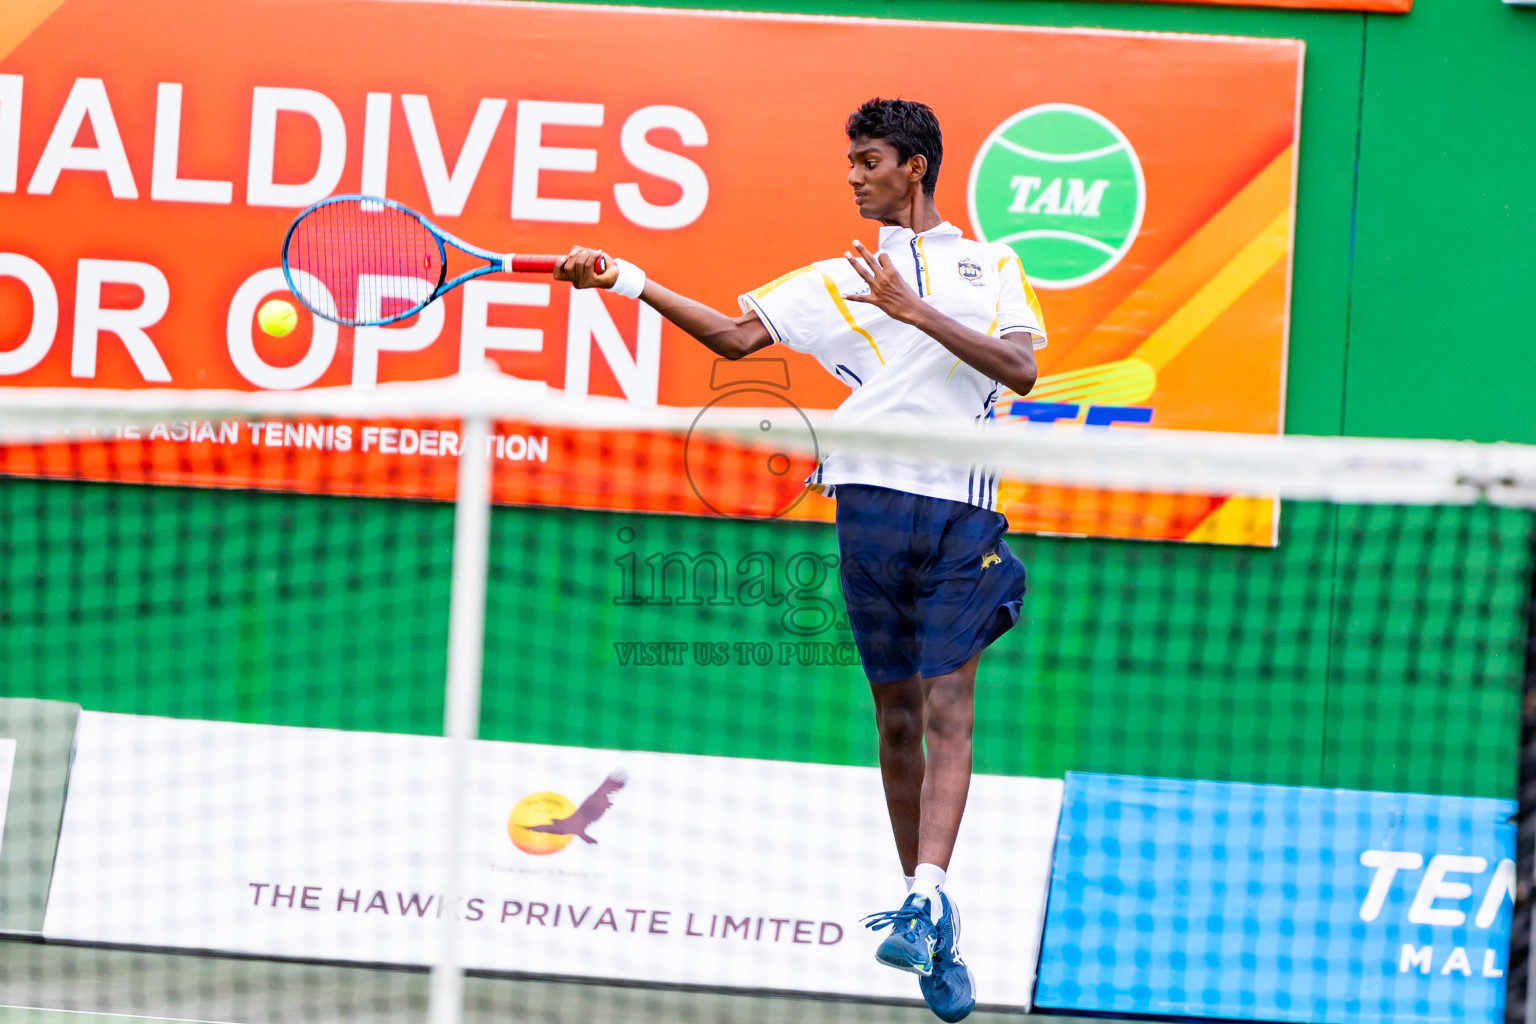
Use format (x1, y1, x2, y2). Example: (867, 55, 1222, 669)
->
(1345, 0, 1536, 441)
(4, 0, 1535, 798)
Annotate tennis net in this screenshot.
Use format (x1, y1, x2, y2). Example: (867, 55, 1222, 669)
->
(0, 377, 1530, 1024)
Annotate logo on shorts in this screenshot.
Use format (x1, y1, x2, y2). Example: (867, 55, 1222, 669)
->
(957, 257, 984, 284)
(967, 103, 1145, 290)
(508, 771, 627, 855)
(980, 550, 1001, 570)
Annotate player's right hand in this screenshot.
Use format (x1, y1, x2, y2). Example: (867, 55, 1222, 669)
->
(554, 246, 619, 290)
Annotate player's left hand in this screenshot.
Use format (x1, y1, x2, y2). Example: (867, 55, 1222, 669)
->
(843, 240, 924, 323)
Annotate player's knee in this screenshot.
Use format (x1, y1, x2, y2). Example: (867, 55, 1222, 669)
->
(924, 696, 974, 746)
(875, 705, 923, 749)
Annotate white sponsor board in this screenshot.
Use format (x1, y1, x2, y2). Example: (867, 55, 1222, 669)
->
(44, 712, 1062, 1007)
(0, 737, 16, 857)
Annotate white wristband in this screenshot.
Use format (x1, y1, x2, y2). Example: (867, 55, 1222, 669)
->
(606, 259, 646, 299)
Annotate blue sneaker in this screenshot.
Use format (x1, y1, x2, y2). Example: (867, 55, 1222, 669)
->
(861, 893, 937, 976)
(920, 892, 976, 1022)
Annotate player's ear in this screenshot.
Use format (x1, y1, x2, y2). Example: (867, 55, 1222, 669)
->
(905, 154, 927, 188)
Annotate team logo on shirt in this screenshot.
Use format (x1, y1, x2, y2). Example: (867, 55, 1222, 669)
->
(980, 550, 1002, 570)
(957, 257, 984, 284)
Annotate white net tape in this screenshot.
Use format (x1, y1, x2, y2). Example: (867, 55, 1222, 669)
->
(3, 375, 1535, 507)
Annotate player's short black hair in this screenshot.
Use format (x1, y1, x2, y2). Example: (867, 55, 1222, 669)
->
(845, 98, 943, 197)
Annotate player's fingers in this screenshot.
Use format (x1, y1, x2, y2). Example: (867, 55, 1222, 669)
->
(851, 240, 879, 269)
(593, 252, 618, 287)
(557, 252, 585, 285)
(564, 247, 602, 287)
(575, 249, 601, 284)
(584, 250, 608, 285)
(842, 292, 872, 304)
(844, 252, 874, 281)
(859, 241, 890, 276)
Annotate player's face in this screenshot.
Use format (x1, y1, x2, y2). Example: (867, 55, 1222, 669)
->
(847, 136, 921, 221)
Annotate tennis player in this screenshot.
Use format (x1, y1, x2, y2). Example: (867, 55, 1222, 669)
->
(554, 98, 1044, 1022)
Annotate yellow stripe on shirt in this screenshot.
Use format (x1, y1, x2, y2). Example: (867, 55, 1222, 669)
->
(750, 264, 815, 299)
(997, 255, 1046, 332)
(946, 314, 999, 385)
(821, 272, 883, 364)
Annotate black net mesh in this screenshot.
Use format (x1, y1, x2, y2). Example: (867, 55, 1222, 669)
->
(0, 416, 1529, 1024)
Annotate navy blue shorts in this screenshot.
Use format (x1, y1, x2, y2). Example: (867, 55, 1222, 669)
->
(834, 484, 1027, 683)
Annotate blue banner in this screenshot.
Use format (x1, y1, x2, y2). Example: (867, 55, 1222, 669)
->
(1034, 774, 1514, 1024)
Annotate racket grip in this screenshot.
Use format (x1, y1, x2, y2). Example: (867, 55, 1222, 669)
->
(506, 254, 609, 274)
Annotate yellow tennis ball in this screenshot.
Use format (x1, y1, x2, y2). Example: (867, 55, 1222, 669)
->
(257, 299, 298, 338)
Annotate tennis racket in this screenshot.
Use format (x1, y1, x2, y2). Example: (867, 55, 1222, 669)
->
(281, 194, 605, 327)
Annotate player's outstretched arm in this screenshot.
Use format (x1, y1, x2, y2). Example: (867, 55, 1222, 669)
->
(553, 247, 773, 361)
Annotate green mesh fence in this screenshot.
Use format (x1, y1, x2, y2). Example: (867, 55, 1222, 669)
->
(0, 442, 1530, 1024)
(3, 478, 1526, 797)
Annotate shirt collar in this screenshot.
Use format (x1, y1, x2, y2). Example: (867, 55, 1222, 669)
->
(877, 220, 962, 252)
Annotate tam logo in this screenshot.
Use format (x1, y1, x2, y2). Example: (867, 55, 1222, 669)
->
(1005, 176, 1110, 218)
(967, 103, 1145, 290)
(1357, 850, 1514, 979)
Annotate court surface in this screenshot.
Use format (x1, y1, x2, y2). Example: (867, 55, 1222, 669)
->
(0, 940, 1119, 1024)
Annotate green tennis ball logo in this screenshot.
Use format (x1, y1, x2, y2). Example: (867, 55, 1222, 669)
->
(967, 104, 1144, 290)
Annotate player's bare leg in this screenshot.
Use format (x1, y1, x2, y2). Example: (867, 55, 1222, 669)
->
(916, 652, 978, 870)
(869, 651, 979, 874)
(871, 675, 925, 875)
(864, 652, 980, 1004)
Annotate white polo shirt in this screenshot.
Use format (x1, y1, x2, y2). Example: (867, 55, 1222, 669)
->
(738, 221, 1047, 509)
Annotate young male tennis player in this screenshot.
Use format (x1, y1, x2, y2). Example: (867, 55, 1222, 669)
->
(554, 98, 1045, 1022)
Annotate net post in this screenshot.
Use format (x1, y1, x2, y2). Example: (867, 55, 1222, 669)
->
(428, 412, 492, 1024)
(1513, 520, 1536, 1024)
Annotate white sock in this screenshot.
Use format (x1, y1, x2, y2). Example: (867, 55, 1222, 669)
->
(904, 875, 916, 893)
(912, 862, 946, 922)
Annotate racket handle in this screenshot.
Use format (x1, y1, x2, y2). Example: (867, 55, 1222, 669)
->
(506, 254, 609, 274)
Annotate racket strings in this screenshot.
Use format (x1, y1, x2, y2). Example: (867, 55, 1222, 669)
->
(286, 199, 443, 326)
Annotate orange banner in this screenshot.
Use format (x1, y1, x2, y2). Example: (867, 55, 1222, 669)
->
(0, 1, 1301, 544)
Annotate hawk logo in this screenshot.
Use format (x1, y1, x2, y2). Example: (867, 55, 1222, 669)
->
(980, 551, 1002, 570)
(508, 771, 627, 855)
